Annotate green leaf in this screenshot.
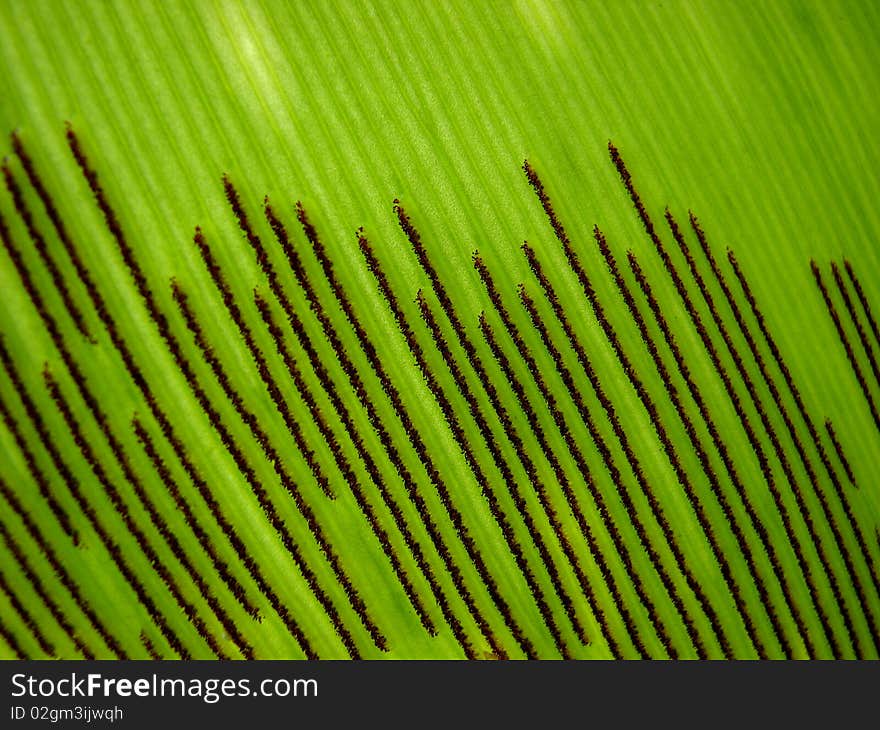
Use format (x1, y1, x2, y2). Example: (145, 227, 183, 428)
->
(0, 0, 878, 659)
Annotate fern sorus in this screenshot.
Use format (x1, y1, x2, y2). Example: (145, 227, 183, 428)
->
(0, 121, 877, 660)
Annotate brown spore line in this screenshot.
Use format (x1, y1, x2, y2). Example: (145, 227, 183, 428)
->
(211, 186, 398, 651)
(2, 163, 94, 343)
(359, 231, 525, 660)
(495, 272, 694, 660)
(521, 200, 736, 657)
(728, 249, 861, 525)
(844, 260, 880, 351)
(139, 631, 162, 660)
(686, 226, 878, 656)
(596, 225, 802, 660)
(519, 261, 717, 659)
(269, 202, 464, 648)
(13, 135, 245, 581)
(389, 289, 537, 658)
(714, 248, 876, 658)
(812, 259, 880, 435)
(478, 309, 632, 659)
(43, 367, 228, 660)
(0, 562, 56, 657)
(832, 261, 880, 392)
(0, 515, 91, 658)
(171, 271, 333, 501)
(254, 289, 440, 641)
(11, 132, 110, 344)
(227, 185, 436, 647)
(824, 419, 857, 488)
(0, 475, 125, 658)
(170, 279, 355, 657)
(0, 386, 78, 544)
(0, 617, 27, 659)
(31, 134, 333, 659)
(3, 358, 188, 660)
(628, 248, 844, 658)
(132, 414, 262, 620)
(191, 227, 379, 657)
(48, 348, 255, 659)
(294, 207, 494, 659)
(66, 125, 154, 314)
(685, 214, 849, 658)
(604, 147, 825, 657)
(468, 308, 593, 651)
(417, 288, 576, 659)
(474, 252, 650, 658)
(396, 206, 597, 652)
(2, 206, 176, 577)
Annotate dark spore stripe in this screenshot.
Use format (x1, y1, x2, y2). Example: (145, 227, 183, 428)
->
(417, 290, 573, 658)
(254, 289, 437, 639)
(0, 517, 91, 657)
(293, 205, 499, 658)
(0, 209, 70, 365)
(451, 310, 592, 650)
(731, 251, 880, 654)
(525, 157, 754, 654)
(0, 384, 77, 543)
(824, 419, 856, 487)
(0, 349, 188, 659)
(824, 267, 880, 601)
(43, 369, 226, 659)
(12, 132, 107, 344)
(658, 204, 843, 657)
(167, 285, 349, 659)
(596, 226, 803, 659)
(140, 631, 161, 660)
(190, 228, 374, 656)
(8, 133, 247, 658)
(2, 342, 190, 659)
(65, 132, 343, 658)
(478, 253, 690, 658)
(290, 202, 483, 654)
(832, 262, 880, 393)
(517, 278, 713, 659)
(477, 307, 630, 658)
(359, 232, 526, 659)
(0, 564, 56, 656)
(690, 216, 869, 657)
(0, 476, 125, 658)
(604, 146, 809, 658)
(812, 261, 880, 433)
(396, 202, 592, 652)
(727, 251, 837, 479)
(484, 254, 714, 659)
(811, 261, 880, 645)
(669, 209, 840, 657)
(687, 223, 871, 657)
(1, 162, 93, 342)
(520, 241, 730, 658)
(0, 618, 27, 659)
(168, 290, 356, 657)
(844, 261, 880, 351)
(175, 269, 330, 498)
(14, 134, 266, 632)
(2, 205, 203, 657)
(132, 417, 260, 619)
(628, 246, 834, 659)
(474, 256, 636, 654)
(42, 365, 254, 658)
(66, 126, 151, 310)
